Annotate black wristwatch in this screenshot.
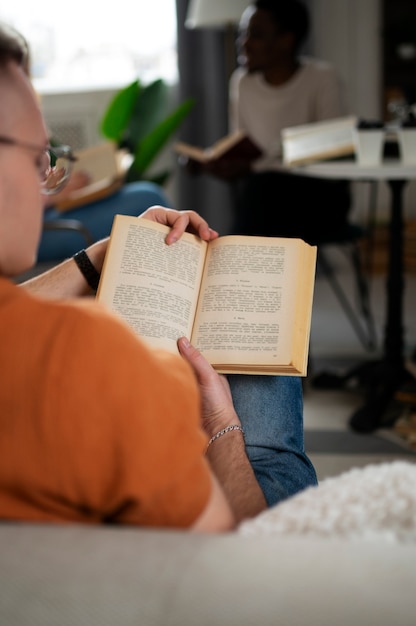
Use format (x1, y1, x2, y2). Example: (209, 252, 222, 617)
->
(73, 249, 101, 292)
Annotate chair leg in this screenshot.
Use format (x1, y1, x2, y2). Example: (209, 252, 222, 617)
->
(318, 245, 377, 351)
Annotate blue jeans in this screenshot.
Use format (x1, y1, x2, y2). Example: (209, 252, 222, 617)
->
(38, 181, 169, 262)
(228, 375, 317, 507)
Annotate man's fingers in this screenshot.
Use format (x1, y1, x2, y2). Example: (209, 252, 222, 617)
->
(139, 206, 219, 244)
(164, 210, 218, 244)
(177, 336, 216, 385)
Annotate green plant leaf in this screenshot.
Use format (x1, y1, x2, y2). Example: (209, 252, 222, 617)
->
(100, 80, 141, 142)
(99, 77, 195, 186)
(131, 97, 195, 175)
(150, 170, 171, 187)
(125, 79, 169, 148)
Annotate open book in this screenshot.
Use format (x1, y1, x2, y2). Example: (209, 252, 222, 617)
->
(282, 116, 357, 166)
(174, 130, 262, 166)
(96, 216, 317, 376)
(54, 142, 128, 212)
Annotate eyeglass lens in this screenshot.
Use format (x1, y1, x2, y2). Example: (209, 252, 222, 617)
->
(41, 147, 75, 195)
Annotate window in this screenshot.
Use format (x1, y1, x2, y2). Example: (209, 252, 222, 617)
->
(1, 0, 178, 93)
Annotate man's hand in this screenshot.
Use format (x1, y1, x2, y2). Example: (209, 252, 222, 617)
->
(139, 206, 219, 245)
(177, 336, 267, 522)
(177, 336, 240, 439)
(22, 207, 218, 299)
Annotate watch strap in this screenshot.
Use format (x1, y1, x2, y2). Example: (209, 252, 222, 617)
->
(73, 249, 101, 292)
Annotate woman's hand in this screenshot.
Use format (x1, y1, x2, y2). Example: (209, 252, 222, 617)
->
(177, 336, 240, 439)
(205, 159, 251, 181)
(139, 206, 219, 245)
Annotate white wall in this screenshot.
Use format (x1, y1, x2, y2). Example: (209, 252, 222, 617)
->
(310, 0, 416, 223)
(310, 0, 382, 119)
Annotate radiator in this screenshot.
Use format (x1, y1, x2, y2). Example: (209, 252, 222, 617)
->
(41, 89, 117, 150)
(47, 119, 90, 150)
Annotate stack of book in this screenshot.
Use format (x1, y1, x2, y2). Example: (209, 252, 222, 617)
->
(281, 116, 357, 166)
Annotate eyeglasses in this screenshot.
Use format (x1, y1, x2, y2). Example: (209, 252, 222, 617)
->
(0, 135, 77, 195)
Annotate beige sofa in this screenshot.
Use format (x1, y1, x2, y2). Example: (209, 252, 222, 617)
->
(1, 523, 415, 626)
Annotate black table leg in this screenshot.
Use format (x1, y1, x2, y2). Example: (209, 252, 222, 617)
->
(312, 179, 413, 432)
(349, 179, 409, 432)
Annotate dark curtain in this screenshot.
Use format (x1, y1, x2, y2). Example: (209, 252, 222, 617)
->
(175, 0, 236, 233)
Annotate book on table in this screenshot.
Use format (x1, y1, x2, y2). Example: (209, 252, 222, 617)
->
(96, 215, 317, 376)
(281, 116, 358, 166)
(173, 130, 262, 167)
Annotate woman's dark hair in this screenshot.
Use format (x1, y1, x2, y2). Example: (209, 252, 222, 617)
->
(0, 23, 29, 70)
(254, 0, 310, 50)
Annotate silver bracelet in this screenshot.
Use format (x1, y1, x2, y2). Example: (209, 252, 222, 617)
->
(207, 425, 245, 450)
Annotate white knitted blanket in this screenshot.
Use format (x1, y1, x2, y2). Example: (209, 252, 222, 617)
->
(238, 461, 416, 543)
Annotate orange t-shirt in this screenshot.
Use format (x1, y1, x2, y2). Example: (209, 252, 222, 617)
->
(0, 278, 211, 528)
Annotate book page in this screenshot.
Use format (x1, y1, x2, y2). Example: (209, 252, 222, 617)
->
(205, 130, 247, 158)
(282, 116, 357, 165)
(191, 236, 306, 369)
(173, 142, 207, 162)
(174, 131, 261, 166)
(55, 142, 124, 211)
(291, 243, 317, 374)
(97, 216, 207, 353)
(72, 142, 120, 183)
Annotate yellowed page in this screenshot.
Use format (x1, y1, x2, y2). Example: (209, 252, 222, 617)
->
(55, 142, 123, 212)
(174, 131, 249, 163)
(191, 235, 315, 373)
(72, 142, 120, 183)
(173, 142, 207, 162)
(206, 129, 247, 157)
(97, 215, 207, 354)
(282, 116, 356, 165)
(291, 242, 317, 374)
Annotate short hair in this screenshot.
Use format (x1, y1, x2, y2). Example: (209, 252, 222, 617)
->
(0, 23, 29, 71)
(254, 0, 310, 50)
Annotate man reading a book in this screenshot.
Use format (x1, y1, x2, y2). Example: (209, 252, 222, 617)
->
(0, 23, 317, 530)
